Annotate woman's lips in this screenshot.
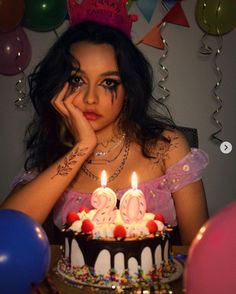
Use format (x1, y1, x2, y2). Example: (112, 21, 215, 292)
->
(83, 112, 101, 121)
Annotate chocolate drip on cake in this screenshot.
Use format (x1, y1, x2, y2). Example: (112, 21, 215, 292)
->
(65, 232, 168, 272)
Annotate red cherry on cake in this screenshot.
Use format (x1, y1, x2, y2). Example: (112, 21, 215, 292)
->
(81, 219, 94, 234)
(79, 206, 90, 213)
(66, 211, 80, 226)
(154, 214, 165, 224)
(146, 220, 158, 233)
(113, 225, 127, 238)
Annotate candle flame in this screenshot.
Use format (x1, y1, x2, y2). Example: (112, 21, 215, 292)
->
(101, 170, 107, 187)
(131, 171, 138, 189)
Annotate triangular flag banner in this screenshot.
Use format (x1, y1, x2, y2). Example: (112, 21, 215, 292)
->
(162, 2, 189, 27)
(137, 24, 164, 49)
(162, 0, 178, 10)
(136, 0, 158, 22)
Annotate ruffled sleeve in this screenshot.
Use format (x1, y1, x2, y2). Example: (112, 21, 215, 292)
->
(165, 148, 209, 193)
(11, 169, 38, 190)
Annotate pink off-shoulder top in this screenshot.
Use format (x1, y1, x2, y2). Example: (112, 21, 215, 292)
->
(12, 148, 208, 229)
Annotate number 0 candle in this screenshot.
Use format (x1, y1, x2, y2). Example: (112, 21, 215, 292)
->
(120, 172, 146, 223)
(91, 170, 117, 224)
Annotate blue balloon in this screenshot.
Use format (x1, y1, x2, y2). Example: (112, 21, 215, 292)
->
(0, 209, 51, 294)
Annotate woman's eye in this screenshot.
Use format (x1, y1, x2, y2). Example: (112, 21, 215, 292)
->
(68, 76, 84, 87)
(102, 79, 120, 89)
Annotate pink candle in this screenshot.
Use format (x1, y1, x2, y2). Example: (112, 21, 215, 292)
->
(120, 172, 146, 223)
(91, 170, 117, 224)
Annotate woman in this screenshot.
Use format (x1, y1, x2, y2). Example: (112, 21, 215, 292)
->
(1, 21, 209, 245)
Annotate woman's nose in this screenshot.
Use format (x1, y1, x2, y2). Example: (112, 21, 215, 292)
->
(83, 86, 98, 104)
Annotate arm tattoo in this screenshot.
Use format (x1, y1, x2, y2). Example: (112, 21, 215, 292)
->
(51, 147, 89, 179)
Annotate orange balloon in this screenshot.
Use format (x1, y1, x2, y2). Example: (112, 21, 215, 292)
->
(0, 0, 25, 32)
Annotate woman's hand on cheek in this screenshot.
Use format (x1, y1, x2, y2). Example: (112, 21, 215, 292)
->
(51, 83, 97, 147)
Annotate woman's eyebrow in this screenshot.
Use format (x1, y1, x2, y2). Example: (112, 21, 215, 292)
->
(101, 71, 120, 77)
(70, 69, 120, 77)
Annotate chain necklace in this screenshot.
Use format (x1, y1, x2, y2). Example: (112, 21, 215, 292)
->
(86, 140, 125, 165)
(94, 133, 125, 157)
(81, 139, 130, 182)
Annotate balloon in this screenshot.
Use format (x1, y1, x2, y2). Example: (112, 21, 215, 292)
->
(0, 209, 51, 294)
(22, 0, 67, 32)
(0, 26, 31, 76)
(0, 0, 25, 32)
(184, 201, 236, 294)
(195, 0, 236, 35)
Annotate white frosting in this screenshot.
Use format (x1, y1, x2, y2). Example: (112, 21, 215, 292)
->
(71, 239, 85, 267)
(68, 209, 166, 239)
(141, 247, 153, 274)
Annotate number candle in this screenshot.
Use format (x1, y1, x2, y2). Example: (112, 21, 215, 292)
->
(91, 170, 117, 224)
(120, 171, 146, 223)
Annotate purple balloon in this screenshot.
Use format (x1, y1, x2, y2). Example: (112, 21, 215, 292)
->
(0, 26, 31, 75)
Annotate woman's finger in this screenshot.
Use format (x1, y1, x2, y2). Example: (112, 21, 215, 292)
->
(51, 83, 70, 117)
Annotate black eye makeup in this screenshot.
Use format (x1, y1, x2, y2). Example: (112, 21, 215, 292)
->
(68, 75, 84, 92)
(102, 78, 121, 89)
(101, 78, 121, 102)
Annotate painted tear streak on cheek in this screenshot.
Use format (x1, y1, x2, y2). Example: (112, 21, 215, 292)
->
(105, 87, 118, 103)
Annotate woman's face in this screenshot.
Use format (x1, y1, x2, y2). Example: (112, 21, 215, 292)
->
(68, 41, 125, 133)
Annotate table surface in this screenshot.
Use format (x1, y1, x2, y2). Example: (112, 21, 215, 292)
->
(39, 245, 189, 294)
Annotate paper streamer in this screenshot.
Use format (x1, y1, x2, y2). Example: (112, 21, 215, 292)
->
(198, 0, 213, 55)
(14, 71, 29, 109)
(157, 22, 170, 103)
(14, 34, 29, 109)
(199, 33, 213, 55)
(211, 34, 223, 143)
(198, 1, 223, 143)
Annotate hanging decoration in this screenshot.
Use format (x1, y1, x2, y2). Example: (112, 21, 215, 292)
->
(161, 0, 178, 11)
(157, 22, 170, 103)
(137, 24, 164, 49)
(162, 2, 189, 27)
(195, 0, 236, 144)
(199, 33, 213, 55)
(211, 36, 223, 143)
(14, 72, 29, 109)
(136, 0, 158, 22)
(138, 1, 189, 106)
(22, 0, 67, 32)
(138, 2, 189, 47)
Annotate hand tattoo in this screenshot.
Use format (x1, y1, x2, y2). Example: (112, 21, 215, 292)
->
(51, 147, 89, 179)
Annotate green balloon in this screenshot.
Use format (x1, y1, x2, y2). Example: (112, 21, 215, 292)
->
(195, 0, 236, 35)
(22, 0, 67, 32)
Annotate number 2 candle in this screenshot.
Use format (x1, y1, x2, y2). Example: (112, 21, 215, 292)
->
(91, 170, 117, 224)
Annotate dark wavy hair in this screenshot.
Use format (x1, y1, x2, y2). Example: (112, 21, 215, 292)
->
(25, 21, 175, 172)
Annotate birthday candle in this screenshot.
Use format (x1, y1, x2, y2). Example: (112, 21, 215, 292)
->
(91, 170, 117, 224)
(120, 172, 146, 223)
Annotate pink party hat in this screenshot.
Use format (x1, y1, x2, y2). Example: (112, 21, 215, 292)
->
(67, 0, 138, 38)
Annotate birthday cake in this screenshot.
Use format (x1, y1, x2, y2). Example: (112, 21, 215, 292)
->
(56, 172, 178, 289)
(57, 211, 178, 290)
